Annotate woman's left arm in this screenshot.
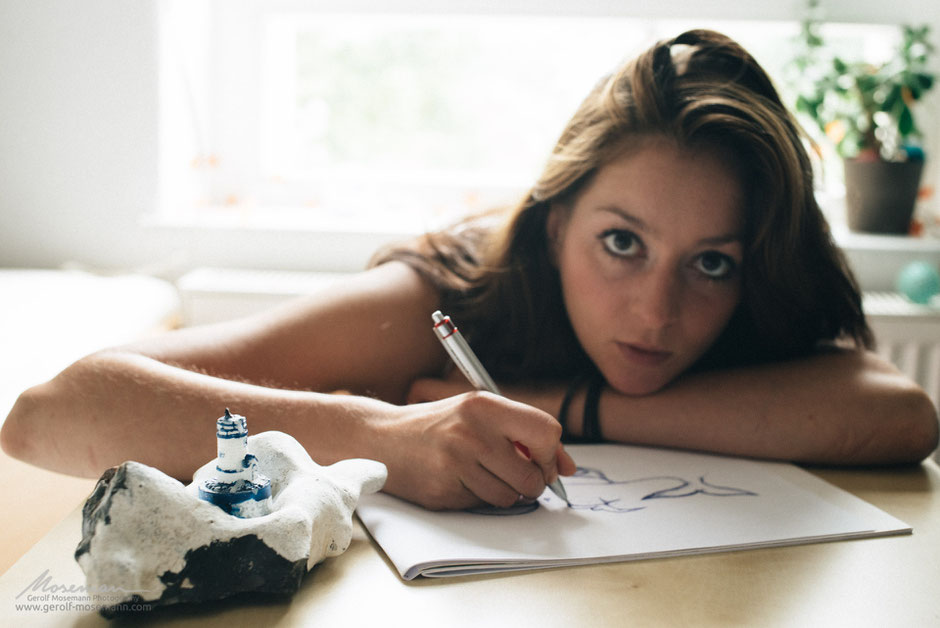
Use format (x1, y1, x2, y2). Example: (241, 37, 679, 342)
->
(559, 350, 938, 465)
(409, 349, 939, 465)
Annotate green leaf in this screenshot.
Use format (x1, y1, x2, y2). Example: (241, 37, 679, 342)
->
(885, 85, 902, 111)
(898, 106, 914, 136)
(917, 73, 934, 91)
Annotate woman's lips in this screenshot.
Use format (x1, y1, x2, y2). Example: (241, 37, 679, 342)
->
(617, 342, 672, 367)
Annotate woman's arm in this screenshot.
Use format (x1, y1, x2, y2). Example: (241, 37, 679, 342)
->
(592, 350, 938, 465)
(1, 262, 573, 510)
(1, 262, 444, 481)
(410, 349, 939, 465)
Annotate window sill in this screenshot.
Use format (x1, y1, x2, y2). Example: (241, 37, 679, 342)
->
(142, 209, 420, 273)
(833, 228, 940, 291)
(143, 206, 940, 289)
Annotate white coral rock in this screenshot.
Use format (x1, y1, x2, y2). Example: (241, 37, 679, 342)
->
(76, 431, 386, 610)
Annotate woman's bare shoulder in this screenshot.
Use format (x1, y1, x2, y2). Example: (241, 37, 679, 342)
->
(120, 262, 447, 402)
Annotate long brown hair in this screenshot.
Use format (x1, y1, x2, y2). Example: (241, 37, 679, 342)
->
(372, 29, 872, 382)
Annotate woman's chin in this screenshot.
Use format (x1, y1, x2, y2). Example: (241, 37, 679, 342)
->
(605, 374, 672, 397)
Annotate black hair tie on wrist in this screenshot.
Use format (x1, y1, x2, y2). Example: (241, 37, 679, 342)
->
(581, 374, 605, 443)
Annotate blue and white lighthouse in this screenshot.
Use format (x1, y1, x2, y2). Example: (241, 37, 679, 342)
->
(197, 409, 272, 518)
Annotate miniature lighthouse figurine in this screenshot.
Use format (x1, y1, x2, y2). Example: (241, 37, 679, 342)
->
(198, 409, 272, 518)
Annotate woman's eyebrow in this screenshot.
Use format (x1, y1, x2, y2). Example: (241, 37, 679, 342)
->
(598, 206, 650, 232)
(698, 233, 743, 247)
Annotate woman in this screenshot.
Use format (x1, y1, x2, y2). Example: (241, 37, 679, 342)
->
(3, 30, 937, 510)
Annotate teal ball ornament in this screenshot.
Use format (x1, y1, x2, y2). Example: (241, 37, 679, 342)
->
(896, 261, 940, 304)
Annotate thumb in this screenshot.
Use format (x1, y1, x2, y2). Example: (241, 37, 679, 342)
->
(555, 444, 577, 477)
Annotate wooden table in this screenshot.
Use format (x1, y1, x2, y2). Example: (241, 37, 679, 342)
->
(0, 268, 179, 575)
(1, 461, 938, 627)
(0, 449, 96, 576)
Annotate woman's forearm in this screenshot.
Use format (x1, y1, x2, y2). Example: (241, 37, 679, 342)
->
(558, 351, 938, 465)
(3, 348, 574, 511)
(1, 349, 391, 480)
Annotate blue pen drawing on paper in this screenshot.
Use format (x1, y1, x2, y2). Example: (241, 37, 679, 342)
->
(562, 466, 758, 513)
(471, 466, 758, 516)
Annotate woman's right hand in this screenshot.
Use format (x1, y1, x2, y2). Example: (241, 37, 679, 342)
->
(377, 387, 575, 510)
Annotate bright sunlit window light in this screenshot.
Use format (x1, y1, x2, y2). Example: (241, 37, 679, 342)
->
(157, 4, 906, 237)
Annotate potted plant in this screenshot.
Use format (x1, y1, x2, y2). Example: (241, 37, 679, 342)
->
(788, 0, 935, 234)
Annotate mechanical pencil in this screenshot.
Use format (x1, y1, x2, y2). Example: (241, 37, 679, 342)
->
(431, 310, 569, 504)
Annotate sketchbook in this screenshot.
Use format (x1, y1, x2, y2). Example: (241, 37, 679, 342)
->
(355, 444, 910, 580)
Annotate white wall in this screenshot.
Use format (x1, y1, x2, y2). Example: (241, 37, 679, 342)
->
(0, 0, 387, 274)
(0, 0, 161, 270)
(1, 0, 939, 279)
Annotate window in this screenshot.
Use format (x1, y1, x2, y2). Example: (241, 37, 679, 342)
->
(156, 1, 933, 270)
(255, 13, 648, 232)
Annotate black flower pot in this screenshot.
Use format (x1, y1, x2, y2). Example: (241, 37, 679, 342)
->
(843, 158, 924, 234)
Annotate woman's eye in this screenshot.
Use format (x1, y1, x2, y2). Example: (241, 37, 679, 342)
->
(600, 230, 641, 257)
(694, 252, 737, 279)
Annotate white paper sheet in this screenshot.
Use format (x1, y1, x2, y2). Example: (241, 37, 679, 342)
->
(356, 444, 910, 579)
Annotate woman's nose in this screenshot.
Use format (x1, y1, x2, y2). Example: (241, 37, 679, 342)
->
(632, 269, 680, 330)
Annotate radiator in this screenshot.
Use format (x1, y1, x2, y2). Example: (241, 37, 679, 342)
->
(864, 292, 940, 408)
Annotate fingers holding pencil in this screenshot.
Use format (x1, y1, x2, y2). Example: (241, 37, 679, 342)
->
(381, 391, 570, 510)
(430, 311, 571, 504)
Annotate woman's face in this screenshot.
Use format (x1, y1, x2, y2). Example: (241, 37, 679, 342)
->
(550, 136, 745, 395)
